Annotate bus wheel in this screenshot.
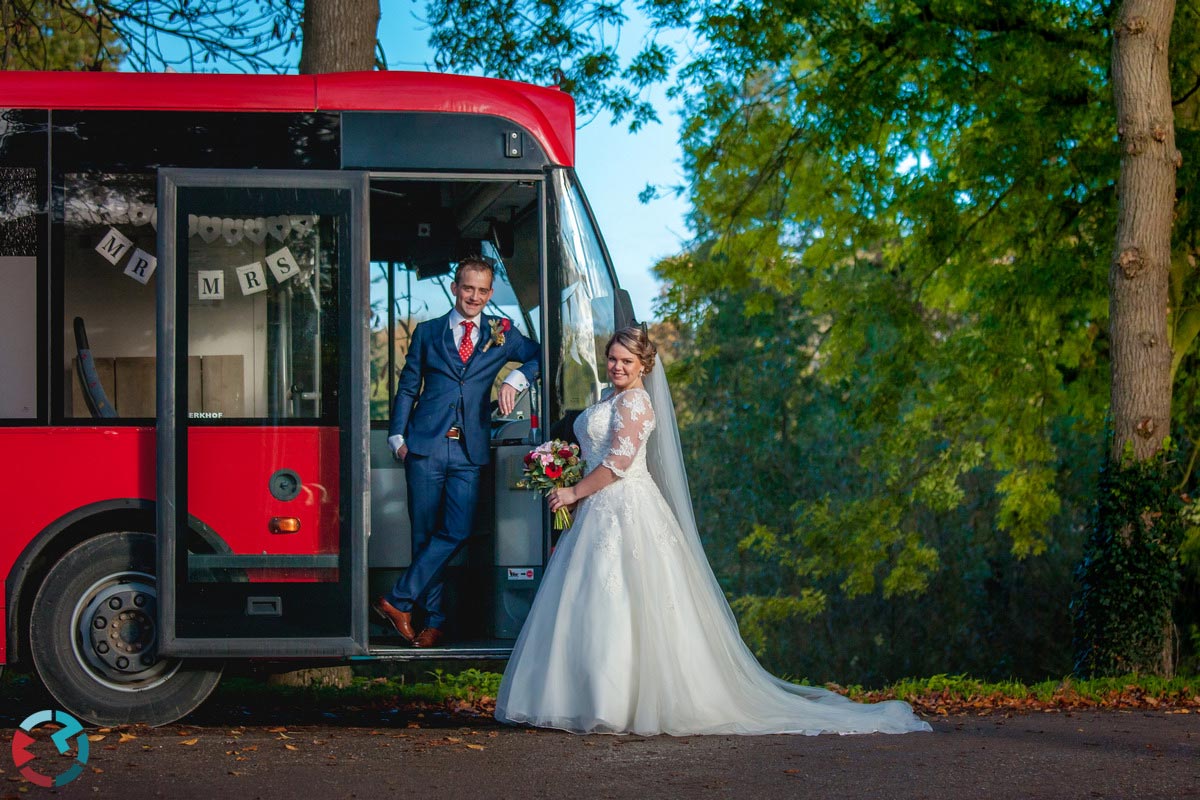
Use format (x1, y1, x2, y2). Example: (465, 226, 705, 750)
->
(29, 531, 223, 727)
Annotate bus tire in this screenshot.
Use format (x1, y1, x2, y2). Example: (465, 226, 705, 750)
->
(28, 531, 223, 727)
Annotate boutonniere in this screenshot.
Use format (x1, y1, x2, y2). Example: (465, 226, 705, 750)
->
(481, 318, 511, 353)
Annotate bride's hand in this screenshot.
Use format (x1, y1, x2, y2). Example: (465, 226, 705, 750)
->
(548, 487, 578, 512)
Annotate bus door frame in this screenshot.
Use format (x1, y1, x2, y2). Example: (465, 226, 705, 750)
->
(155, 168, 370, 658)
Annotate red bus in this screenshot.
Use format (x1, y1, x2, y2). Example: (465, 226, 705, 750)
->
(0, 70, 636, 725)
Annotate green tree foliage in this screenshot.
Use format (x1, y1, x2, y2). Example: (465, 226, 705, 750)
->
(644, 2, 1111, 635)
(424, 0, 675, 128)
(416, 0, 1200, 677)
(1, 1, 125, 70)
(644, 1, 1200, 676)
(656, 273, 1101, 683)
(0, 1, 306, 72)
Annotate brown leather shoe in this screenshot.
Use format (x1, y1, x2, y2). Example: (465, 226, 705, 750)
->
(372, 597, 416, 643)
(412, 627, 444, 648)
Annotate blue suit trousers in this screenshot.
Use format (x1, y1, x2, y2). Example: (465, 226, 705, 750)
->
(386, 436, 481, 630)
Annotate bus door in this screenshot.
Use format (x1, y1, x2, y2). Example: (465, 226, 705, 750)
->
(155, 169, 369, 657)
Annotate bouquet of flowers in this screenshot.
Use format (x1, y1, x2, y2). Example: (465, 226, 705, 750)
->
(516, 439, 585, 529)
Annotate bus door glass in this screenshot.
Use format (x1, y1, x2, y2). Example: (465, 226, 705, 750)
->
(156, 169, 369, 657)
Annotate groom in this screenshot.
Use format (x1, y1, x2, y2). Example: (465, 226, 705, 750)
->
(373, 255, 540, 647)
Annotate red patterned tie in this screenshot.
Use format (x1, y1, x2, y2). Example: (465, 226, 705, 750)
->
(458, 320, 475, 363)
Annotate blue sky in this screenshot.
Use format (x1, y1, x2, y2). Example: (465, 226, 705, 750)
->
(377, 9, 691, 323)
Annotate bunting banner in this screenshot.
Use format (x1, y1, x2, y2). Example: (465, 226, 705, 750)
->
(235, 262, 269, 296)
(197, 270, 225, 300)
(266, 246, 301, 284)
(95, 227, 133, 266)
(77, 207, 317, 244)
(123, 248, 157, 285)
(89, 214, 318, 294)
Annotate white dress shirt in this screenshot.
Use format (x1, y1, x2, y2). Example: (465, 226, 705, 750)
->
(388, 309, 530, 453)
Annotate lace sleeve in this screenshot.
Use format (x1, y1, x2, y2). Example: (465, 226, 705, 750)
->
(601, 388, 655, 478)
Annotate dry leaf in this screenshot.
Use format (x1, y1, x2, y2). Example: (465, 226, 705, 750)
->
(119, 733, 137, 743)
(180, 739, 199, 746)
(465, 743, 485, 751)
(267, 726, 288, 733)
(87, 735, 105, 742)
(284, 744, 298, 751)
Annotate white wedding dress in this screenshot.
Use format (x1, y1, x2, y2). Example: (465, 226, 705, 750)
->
(494, 366, 932, 736)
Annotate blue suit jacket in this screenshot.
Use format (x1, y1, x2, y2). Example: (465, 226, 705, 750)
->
(389, 312, 540, 464)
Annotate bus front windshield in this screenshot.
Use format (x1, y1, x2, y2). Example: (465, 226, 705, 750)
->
(550, 169, 618, 415)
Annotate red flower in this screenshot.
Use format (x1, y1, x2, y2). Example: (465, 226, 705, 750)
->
(501, 318, 511, 332)
(545, 463, 563, 479)
(558, 448, 572, 458)
(523, 452, 534, 465)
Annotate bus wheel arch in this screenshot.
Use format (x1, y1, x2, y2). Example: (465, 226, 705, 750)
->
(8, 500, 159, 672)
(28, 531, 223, 726)
(8, 501, 230, 669)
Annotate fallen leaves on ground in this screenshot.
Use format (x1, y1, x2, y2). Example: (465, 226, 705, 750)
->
(845, 683, 1200, 716)
(331, 682, 1200, 723)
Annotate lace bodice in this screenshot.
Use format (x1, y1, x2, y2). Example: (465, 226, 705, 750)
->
(574, 387, 656, 480)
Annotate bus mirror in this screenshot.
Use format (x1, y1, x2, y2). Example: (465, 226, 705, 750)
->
(615, 289, 637, 328)
(490, 221, 515, 259)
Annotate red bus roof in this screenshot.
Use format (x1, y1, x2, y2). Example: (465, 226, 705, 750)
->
(0, 70, 575, 166)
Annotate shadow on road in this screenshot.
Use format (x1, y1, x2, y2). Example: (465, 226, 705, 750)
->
(1, 669, 503, 731)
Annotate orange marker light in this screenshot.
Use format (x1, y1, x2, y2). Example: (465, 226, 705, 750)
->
(269, 517, 301, 534)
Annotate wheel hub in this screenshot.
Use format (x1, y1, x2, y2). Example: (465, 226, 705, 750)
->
(79, 580, 165, 680)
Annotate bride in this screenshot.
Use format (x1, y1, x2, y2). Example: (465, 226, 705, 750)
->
(494, 326, 931, 736)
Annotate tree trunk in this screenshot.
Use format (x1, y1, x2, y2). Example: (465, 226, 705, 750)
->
(1109, 0, 1178, 460)
(298, 0, 380, 74)
(1076, 0, 1184, 679)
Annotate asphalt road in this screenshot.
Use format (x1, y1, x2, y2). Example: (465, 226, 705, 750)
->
(3, 709, 1197, 800)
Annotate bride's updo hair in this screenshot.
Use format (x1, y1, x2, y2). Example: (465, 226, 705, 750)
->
(606, 326, 657, 375)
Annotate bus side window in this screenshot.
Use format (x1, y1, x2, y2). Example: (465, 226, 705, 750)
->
(0, 165, 40, 419)
(60, 171, 159, 420)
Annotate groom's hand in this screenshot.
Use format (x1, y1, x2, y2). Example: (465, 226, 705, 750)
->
(498, 384, 518, 416)
(394, 444, 408, 461)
